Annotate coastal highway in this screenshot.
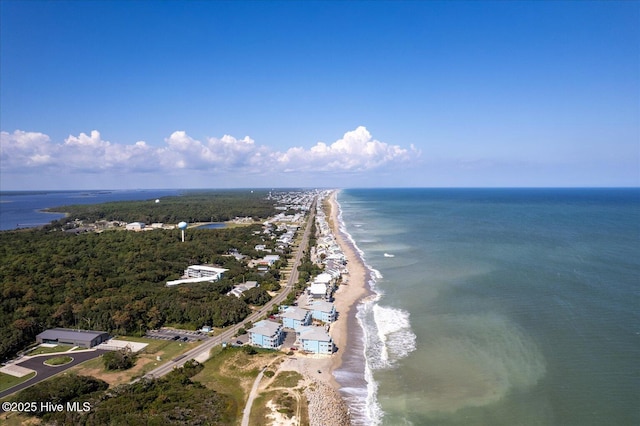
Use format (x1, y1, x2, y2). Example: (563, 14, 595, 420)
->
(140, 196, 317, 381)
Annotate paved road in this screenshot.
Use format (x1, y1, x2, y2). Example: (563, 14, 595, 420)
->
(1, 197, 317, 400)
(140, 197, 317, 381)
(0, 350, 107, 401)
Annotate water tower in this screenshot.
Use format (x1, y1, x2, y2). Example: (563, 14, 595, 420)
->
(178, 221, 188, 242)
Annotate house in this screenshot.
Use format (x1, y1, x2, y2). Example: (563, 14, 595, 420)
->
(248, 320, 284, 349)
(297, 326, 334, 354)
(314, 273, 333, 285)
(309, 283, 328, 299)
(227, 281, 259, 298)
(36, 328, 110, 348)
(308, 300, 337, 323)
(261, 254, 281, 266)
(280, 306, 312, 330)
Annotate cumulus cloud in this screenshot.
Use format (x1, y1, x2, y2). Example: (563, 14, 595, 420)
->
(276, 126, 418, 172)
(1, 126, 419, 176)
(1, 130, 54, 167)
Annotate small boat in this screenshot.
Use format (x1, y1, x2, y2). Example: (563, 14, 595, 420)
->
(384, 253, 395, 258)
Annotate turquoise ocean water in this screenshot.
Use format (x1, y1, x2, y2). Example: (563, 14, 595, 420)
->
(334, 188, 639, 426)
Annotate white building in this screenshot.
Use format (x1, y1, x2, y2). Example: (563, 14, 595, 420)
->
(185, 265, 227, 279)
(314, 273, 333, 285)
(227, 281, 259, 298)
(166, 265, 228, 287)
(309, 283, 328, 299)
(126, 222, 145, 231)
(263, 254, 281, 266)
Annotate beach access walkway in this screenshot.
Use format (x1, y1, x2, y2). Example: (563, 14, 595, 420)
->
(240, 367, 267, 426)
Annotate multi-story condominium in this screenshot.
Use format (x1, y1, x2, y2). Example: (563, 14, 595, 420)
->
(248, 320, 284, 349)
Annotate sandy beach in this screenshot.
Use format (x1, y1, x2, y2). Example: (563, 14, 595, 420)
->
(326, 190, 371, 379)
(274, 189, 370, 425)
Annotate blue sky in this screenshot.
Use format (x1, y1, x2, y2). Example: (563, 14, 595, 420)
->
(1, 0, 638, 189)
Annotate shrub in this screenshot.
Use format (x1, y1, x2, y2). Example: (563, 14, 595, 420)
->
(103, 347, 137, 370)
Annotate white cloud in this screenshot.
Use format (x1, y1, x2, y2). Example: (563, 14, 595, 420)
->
(1, 130, 53, 167)
(276, 126, 419, 172)
(1, 126, 420, 178)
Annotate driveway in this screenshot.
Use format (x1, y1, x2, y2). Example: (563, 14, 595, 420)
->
(0, 350, 107, 401)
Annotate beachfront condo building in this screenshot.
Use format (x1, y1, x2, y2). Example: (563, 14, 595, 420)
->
(297, 326, 334, 354)
(280, 306, 312, 329)
(248, 320, 284, 349)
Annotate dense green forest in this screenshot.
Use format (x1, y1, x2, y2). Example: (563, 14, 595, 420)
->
(44, 190, 277, 225)
(0, 222, 285, 362)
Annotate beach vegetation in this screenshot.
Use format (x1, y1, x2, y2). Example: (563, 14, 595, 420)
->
(191, 346, 282, 421)
(270, 370, 303, 388)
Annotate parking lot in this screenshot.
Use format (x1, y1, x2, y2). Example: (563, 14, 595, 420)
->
(145, 328, 206, 343)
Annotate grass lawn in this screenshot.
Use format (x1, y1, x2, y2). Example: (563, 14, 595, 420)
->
(43, 356, 73, 366)
(28, 344, 74, 355)
(66, 337, 198, 386)
(0, 372, 36, 393)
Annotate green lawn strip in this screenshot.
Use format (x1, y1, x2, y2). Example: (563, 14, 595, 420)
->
(114, 335, 197, 359)
(43, 356, 73, 366)
(28, 345, 74, 355)
(0, 372, 36, 392)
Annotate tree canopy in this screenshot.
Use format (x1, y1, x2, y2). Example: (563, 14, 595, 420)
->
(0, 191, 289, 362)
(44, 190, 276, 225)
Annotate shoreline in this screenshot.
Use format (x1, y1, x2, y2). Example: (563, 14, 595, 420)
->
(327, 189, 372, 380)
(275, 189, 372, 425)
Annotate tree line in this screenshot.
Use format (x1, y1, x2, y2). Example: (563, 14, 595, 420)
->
(44, 190, 277, 225)
(0, 220, 286, 362)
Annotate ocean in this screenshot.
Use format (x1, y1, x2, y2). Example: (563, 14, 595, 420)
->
(0, 189, 182, 230)
(334, 188, 640, 426)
